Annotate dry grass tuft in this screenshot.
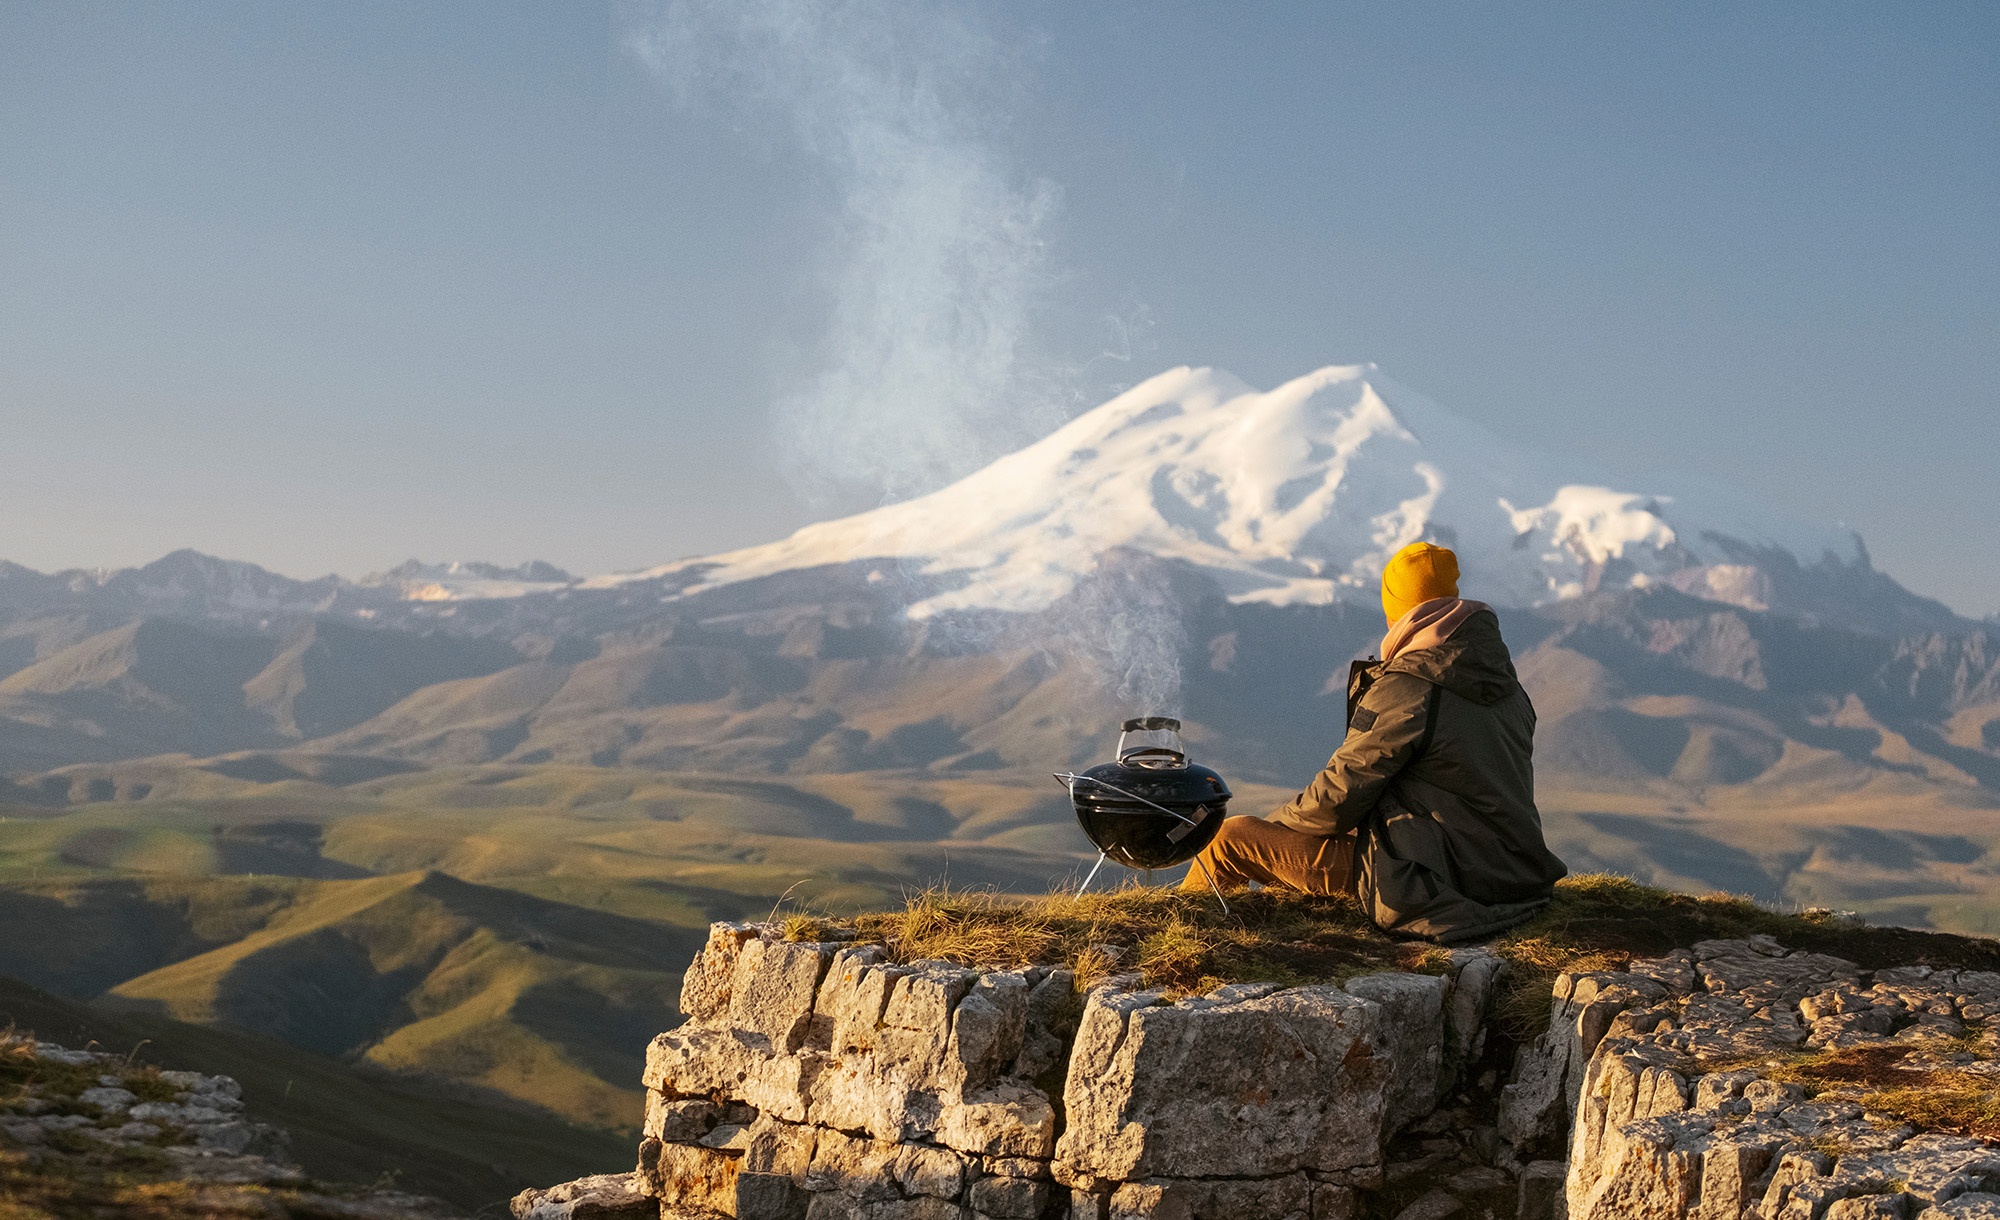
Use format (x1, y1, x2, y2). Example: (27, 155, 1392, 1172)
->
(780, 914, 832, 944)
(814, 872, 2000, 1028)
(1758, 1045, 1920, 1091)
(1713, 1045, 2000, 1139)
(1860, 1081, 2000, 1140)
(121, 1064, 181, 1106)
(842, 881, 1438, 996)
(0, 1028, 109, 1106)
(0, 1028, 33, 1067)
(1134, 918, 1222, 997)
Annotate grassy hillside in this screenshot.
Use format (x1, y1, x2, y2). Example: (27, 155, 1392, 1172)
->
(0, 875, 301, 996)
(0, 620, 277, 761)
(0, 761, 1108, 1139)
(101, 870, 693, 1130)
(0, 973, 632, 1211)
(13, 739, 2000, 927)
(2, 582, 1996, 940)
(0, 857, 714, 1132)
(12, 745, 2000, 934)
(0, 867, 700, 1133)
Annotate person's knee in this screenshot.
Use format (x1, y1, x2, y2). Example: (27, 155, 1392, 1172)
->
(1210, 815, 1256, 846)
(1200, 817, 1272, 874)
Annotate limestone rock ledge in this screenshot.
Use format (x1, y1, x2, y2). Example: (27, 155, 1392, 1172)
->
(520, 920, 1508, 1220)
(519, 925, 2000, 1220)
(1501, 935, 2000, 1220)
(0, 1036, 464, 1219)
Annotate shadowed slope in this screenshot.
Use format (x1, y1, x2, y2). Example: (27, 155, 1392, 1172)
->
(0, 876, 300, 997)
(101, 871, 700, 1129)
(0, 620, 276, 759)
(243, 619, 522, 740)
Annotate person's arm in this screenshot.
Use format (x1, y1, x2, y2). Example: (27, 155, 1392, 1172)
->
(1267, 671, 1435, 837)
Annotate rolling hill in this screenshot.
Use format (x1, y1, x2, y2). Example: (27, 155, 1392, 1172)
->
(99, 870, 689, 1130)
(0, 771, 1093, 1135)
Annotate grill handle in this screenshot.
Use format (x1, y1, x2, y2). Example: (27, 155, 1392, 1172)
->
(1052, 772, 1203, 828)
(1116, 718, 1187, 767)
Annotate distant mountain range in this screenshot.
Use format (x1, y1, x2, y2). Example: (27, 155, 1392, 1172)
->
(2, 364, 1997, 917)
(2, 365, 1964, 632)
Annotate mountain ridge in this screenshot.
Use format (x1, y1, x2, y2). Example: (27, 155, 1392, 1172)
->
(0, 365, 1972, 638)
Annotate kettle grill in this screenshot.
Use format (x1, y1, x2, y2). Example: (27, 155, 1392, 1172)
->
(1055, 717, 1235, 911)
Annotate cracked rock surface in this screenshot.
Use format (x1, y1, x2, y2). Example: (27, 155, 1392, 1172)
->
(1499, 937, 2000, 1220)
(537, 921, 1512, 1220)
(528, 924, 2000, 1220)
(0, 1034, 463, 1219)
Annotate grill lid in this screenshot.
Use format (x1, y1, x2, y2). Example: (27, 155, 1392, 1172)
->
(1059, 718, 1232, 870)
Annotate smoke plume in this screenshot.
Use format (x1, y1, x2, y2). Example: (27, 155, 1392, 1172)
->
(1051, 554, 1190, 716)
(629, 0, 1065, 505)
(630, 1, 1185, 715)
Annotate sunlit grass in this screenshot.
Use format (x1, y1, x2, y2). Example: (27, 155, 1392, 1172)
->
(1690, 1044, 2000, 1140)
(803, 873, 2000, 1025)
(1485, 875, 1992, 1039)
(826, 881, 1438, 997)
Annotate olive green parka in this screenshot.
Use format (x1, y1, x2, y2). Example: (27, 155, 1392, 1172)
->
(1269, 608, 1566, 943)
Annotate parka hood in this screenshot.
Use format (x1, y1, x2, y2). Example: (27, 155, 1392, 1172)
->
(1381, 608, 1519, 706)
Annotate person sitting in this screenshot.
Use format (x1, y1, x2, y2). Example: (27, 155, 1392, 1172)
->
(1180, 541, 1567, 943)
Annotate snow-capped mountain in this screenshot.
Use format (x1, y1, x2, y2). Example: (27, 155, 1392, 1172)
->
(0, 365, 1944, 638)
(601, 364, 1867, 620)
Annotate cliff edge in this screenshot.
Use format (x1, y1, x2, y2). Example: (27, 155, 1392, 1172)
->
(516, 880, 2000, 1220)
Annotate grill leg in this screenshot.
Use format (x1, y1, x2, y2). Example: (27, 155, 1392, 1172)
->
(1193, 854, 1231, 919)
(1078, 852, 1109, 895)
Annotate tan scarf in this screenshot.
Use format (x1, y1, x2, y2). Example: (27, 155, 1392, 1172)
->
(1379, 597, 1488, 663)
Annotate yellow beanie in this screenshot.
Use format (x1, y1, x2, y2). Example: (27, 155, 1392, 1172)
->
(1381, 542, 1460, 626)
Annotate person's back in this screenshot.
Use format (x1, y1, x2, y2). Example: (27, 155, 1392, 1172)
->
(1326, 602, 1566, 941)
(1180, 541, 1566, 943)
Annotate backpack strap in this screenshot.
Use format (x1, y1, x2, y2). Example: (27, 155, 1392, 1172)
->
(1413, 683, 1443, 762)
(1344, 659, 1377, 728)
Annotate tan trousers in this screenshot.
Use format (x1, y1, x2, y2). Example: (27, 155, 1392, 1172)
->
(1180, 815, 1357, 896)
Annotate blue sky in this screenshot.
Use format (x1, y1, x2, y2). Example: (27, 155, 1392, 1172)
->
(2, 2, 1995, 614)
